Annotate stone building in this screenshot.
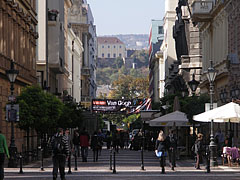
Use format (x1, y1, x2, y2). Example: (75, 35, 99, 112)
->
(0, 0, 38, 150)
(68, 0, 97, 108)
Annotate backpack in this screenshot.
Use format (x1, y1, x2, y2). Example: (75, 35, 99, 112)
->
(53, 136, 64, 154)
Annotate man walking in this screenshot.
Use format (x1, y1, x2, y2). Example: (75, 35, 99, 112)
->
(0, 131, 9, 180)
(51, 128, 69, 180)
(166, 129, 177, 170)
(79, 128, 90, 162)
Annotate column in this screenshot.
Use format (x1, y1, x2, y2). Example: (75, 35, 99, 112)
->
(83, 33, 88, 67)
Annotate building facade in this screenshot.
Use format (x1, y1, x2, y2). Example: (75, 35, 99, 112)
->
(191, 0, 240, 145)
(68, 0, 97, 108)
(149, 20, 164, 102)
(161, 0, 179, 95)
(0, 0, 38, 150)
(97, 37, 126, 59)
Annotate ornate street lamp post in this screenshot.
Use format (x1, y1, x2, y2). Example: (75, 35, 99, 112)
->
(206, 60, 217, 167)
(6, 60, 19, 168)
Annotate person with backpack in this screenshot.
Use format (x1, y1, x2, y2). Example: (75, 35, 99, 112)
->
(51, 128, 70, 180)
(192, 133, 204, 169)
(166, 129, 177, 170)
(0, 130, 9, 180)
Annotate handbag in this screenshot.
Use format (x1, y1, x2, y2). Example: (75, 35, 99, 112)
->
(155, 151, 167, 157)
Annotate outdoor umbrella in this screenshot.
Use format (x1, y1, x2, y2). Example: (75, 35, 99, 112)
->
(193, 102, 240, 123)
(149, 110, 190, 127)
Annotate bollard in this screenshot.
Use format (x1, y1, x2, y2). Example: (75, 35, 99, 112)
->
(171, 148, 174, 171)
(206, 146, 210, 173)
(40, 148, 44, 171)
(109, 149, 112, 170)
(112, 150, 116, 174)
(141, 145, 144, 170)
(19, 153, 24, 174)
(68, 153, 72, 174)
(74, 153, 78, 171)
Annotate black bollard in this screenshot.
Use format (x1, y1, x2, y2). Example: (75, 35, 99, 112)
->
(40, 148, 44, 171)
(141, 145, 144, 170)
(109, 149, 112, 170)
(19, 153, 23, 174)
(68, 153, 72, 174)
(206, 146, 210, 173)
(113, 150, 116, 174)
(74, 153, 78, 171)
(160, 155, 165, 174)
(171, 148, 174, 171)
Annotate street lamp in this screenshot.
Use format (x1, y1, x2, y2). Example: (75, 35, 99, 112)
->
(188, 73, 199, 141)
(6, 60, 19, 168)
(206, 60, 217, 167)
(188, 73, 200, 96)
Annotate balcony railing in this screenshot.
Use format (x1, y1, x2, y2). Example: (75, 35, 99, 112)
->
(191, 0, 213, 22)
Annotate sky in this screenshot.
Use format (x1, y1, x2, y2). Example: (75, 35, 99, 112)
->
(87, 0, 165, 36)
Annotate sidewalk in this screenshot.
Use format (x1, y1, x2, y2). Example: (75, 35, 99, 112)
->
(4, 149, 240, 173)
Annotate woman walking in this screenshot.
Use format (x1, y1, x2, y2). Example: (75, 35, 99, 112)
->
(193, 133, 204, 169)
(155, 130, 167, 174)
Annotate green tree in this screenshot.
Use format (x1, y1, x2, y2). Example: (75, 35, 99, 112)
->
(109, 75, 149, 99)
(17, 85, 64, 134)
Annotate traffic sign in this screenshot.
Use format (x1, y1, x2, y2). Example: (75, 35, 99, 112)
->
(8, 95, 16, 102)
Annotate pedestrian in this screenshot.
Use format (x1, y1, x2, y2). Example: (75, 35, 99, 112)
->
(79, 128, 90, 162)
(72, 130, 80, 157)
(155, 130, 167, 174)
(97, 130, 104, 155)
(51, 128, 70, 180)
(192, 133, 203, 169)
(91, 131, 100, 162)
(105, 131, 111, 149)
(0, 130, 9, 180)
(64, 128, 72, 172)
(215, 129, 224, 156)
(166, 129, 177, 170)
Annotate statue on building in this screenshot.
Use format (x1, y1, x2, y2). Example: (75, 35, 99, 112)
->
(173, 0, 188, 63)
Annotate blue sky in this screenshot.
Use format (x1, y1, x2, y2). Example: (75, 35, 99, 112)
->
(87, 0, 165, 36)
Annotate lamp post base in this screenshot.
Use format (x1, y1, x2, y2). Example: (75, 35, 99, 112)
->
(8, 146, 18, 168)
(209, 142, 218, 167)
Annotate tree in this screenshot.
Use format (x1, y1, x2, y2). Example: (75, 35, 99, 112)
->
(17, 85, 64, 134)
(108, 75, 149, 99)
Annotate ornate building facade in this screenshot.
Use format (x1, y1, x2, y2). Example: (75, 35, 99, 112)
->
(0, 0, 38, 150)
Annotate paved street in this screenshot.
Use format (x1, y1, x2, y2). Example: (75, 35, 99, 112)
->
(4, 148, 240, 179)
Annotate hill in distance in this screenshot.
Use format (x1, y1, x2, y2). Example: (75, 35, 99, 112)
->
(103, 34, 149, 50)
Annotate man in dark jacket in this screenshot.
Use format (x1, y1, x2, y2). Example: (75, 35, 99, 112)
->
(51, 128, 70, 180)
(166, 129, 177, 170)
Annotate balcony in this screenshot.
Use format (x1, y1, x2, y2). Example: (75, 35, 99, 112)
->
(81, 67, 90, 76)
(191, 0, 213, 22)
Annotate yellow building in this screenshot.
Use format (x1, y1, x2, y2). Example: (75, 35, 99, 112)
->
(97, 37, 126, 59)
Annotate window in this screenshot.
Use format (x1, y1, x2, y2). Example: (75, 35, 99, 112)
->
(119, 45, 121, 48)
(108, 53, 110, 58)
(102, 45, 104, 48)
(108, 45, 110, 48)
(114, 45, 116, 48)
(113, 53, 116, 58)
(102, 53, 104, 58)
(119, 54, 122, 57)
(158, 26, 164, 34)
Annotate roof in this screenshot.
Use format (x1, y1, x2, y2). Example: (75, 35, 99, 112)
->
(97, 37, 124, 45)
